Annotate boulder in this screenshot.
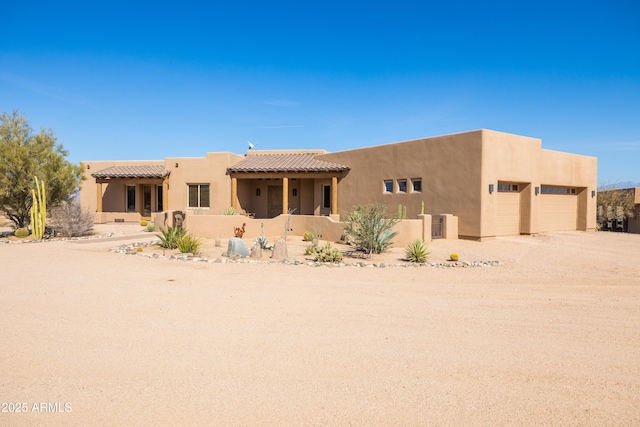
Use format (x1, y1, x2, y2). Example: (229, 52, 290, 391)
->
(227, 237, 250, 258)
(271, 237, 288, 259)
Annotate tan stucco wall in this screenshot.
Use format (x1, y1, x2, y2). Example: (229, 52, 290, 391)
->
(319, 130, 484, 237)
(319, 129, 597, 240)
(538, 149, 598, 231)
(164, 152, 244, 214)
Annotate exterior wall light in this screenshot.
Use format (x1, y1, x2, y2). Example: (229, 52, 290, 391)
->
(489, 184, 494, 194)
(535, 186, 540, 196)
(592, 190, 596, 198)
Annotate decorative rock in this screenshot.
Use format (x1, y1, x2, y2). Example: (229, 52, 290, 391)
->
(271, 238, 288, 259)
(250, 244, 263, 259)
(227, 237, 250, 258)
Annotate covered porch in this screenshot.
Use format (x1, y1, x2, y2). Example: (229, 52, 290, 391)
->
(226, 153, 350, 219)
(91, 165, 170, 222)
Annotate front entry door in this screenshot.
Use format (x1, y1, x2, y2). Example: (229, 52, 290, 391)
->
(143, 185, 152, 217)
(268, 186, 283, 218)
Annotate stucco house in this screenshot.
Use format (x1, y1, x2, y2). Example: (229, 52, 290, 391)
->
(80, 129, 598, 241)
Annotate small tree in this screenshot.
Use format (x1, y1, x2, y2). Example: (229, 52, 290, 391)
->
(596, 186, 636, 229)
(0, 111, 83, 228)
(344, 203, 399, 256)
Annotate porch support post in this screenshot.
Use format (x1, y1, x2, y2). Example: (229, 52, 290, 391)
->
(162, 178, 169, 211)
(282, 177, 289, 214)
(331, 176, 338, 215)
(231, 177, 238, 210)
(96, 182, 103, 213)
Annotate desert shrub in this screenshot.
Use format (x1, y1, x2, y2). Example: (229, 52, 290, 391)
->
(344, 204, 399, 256)
(310, 242, 343, 263)
(155, 226, 187, 249)
(302, 230, 315, 241)
(405, 239, 430, 263)
(450, 253, 459, 262)
(255, 235, 273, 250)
(145, 222, 156, 232)
(14, 227, 29, 238)
(177, 233, 203, 254)
(140, 220, 148, 226)
(49, 200, 95, 237)
(222, 207, 238, 215)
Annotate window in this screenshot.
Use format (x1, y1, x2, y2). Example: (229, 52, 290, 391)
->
(156, 186, 163, 211)
(126, 186, 136, 212)
(397, 179, 407, 193)
(322, 185, 331, 209)
(411, 178, 422, 193)
(541, 185, 577, 195)
(188, 184, 210, 208)
(384, 180, 393, 193)
(498, 182, 519, 192)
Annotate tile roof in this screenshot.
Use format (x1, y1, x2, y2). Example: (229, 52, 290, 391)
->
(227, 153, 349, 173)
(91, 165, 170, 179)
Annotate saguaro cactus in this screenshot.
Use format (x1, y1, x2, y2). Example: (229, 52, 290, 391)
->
(30, 176, 47, 240)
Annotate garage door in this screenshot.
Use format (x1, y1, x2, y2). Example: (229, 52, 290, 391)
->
(540, 194, 578, 232)
(496, 191, 520, 236)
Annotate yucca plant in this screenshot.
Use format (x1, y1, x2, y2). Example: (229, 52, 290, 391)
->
(222, 207, 237, 215)
(405, 239, 430, 263)
(177, 233, 203, 254)
(155, 226, 186, 249)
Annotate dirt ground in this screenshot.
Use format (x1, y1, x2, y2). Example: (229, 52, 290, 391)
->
(1, 223, 639, 426)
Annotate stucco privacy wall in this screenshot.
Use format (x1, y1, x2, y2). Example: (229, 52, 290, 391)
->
(154, 212, 439, 246)
(318, 131, 483, 237)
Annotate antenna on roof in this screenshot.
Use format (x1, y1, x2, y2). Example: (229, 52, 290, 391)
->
(247, 141, 258, 150)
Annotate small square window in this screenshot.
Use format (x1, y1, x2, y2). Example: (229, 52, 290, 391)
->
(411, 178, 422, 193)
(397, 180, 407, 193)
(512, 184, 518, 191)
(384, 180, 393, 193)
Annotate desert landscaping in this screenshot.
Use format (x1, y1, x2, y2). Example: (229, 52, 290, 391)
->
(1, 223, 639, 426)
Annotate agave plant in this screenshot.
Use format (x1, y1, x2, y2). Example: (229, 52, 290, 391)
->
(405, 239, 430, 263)
(155, 226, 187, 249)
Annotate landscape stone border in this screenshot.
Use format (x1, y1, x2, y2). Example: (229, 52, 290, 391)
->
(111, 240, 502, 269)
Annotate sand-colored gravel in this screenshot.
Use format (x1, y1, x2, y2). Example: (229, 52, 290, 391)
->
(1, 225, 639, 426)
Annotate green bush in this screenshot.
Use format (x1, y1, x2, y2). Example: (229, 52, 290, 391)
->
(344, 204, 399, 256)
(177, 233, 203, 254)
(155, 226, 187, 249)
(405, 239, 430, 263)
(145, 222, 156, 232)
(14, 227, 29, 238)
(309, 242, 343, 263)
(302, 230, 315, 241)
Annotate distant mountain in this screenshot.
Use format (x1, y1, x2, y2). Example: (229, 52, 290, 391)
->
(598, 181, 640, 190)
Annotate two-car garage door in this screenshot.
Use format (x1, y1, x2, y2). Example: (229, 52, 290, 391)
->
(539, 192, 578, 232)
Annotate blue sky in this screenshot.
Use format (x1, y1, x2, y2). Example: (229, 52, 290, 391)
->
(2, 0, 639, 184)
